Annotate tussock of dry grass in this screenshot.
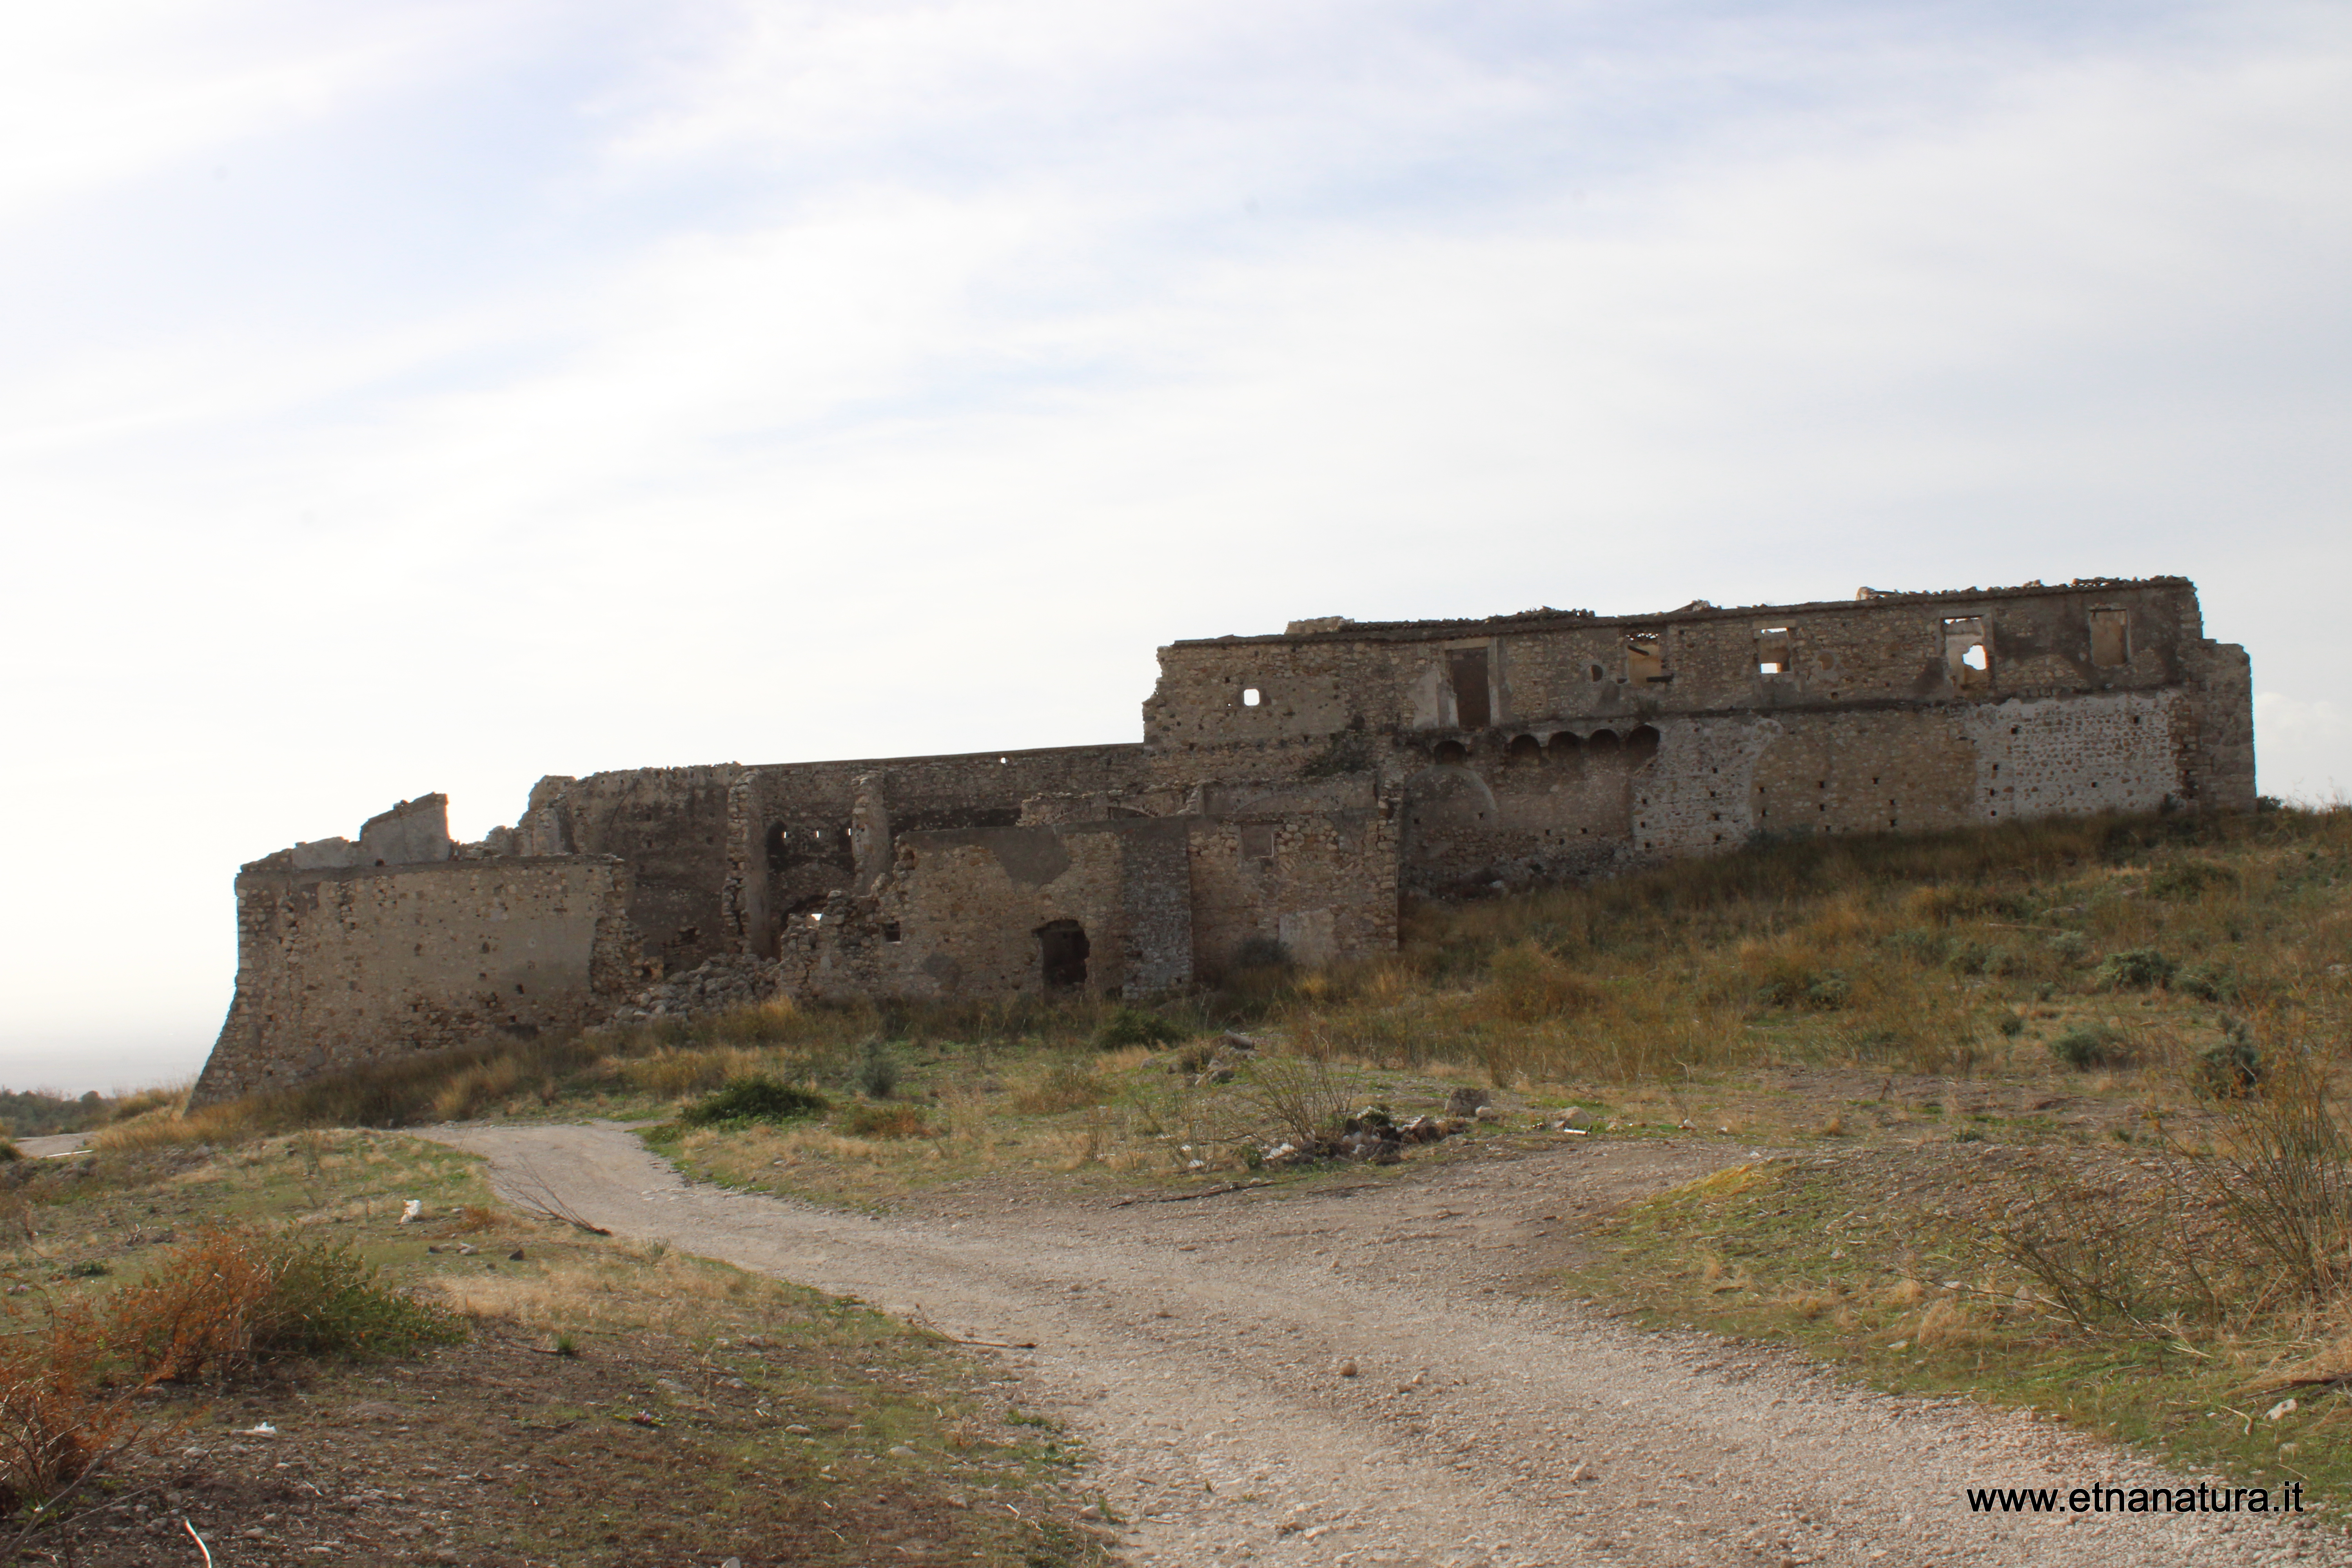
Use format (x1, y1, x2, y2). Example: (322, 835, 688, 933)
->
(431, 1241, 764, 1335)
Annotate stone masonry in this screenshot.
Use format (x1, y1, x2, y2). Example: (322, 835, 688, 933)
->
(191, 577, 2254, 1105)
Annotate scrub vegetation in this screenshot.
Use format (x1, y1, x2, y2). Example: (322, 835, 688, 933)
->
(65, 802, 2352, 1529)
(0, 1131, 1109, 1563)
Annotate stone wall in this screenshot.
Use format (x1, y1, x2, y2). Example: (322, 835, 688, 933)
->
(191, 844, 635, 1108)
(1146, 579, 2223, 748)
(193, 575, 2254, 1102)
(777, 815, 1195, 1001)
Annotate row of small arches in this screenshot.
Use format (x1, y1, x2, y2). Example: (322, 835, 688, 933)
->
(1430, 724, 1661, 765)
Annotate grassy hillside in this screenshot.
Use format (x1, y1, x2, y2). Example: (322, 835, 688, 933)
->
(68, 804, 2352, 1524)
(104, 803, 2352, 1152)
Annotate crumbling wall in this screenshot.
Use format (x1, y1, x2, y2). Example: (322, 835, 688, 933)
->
(195, 575, 2255, 1102)
(191, 848, 634, 1108)
(780, 816, 1195, 1000)
(508, 766, 740, 980)
(737, 744, 1160, 954)
(1185, 805, 1399, 976)
(1151, 580, 2224, 740)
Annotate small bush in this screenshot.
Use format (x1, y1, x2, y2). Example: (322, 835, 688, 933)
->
(2178, 963, 2241, 1002)
(109, 1227, 463, 1380)
(1480, 941, 1599, 1020)
(0, 1296, 148, 1519)
(855, 1040, 900, 1100)
(1014, 1059, 1108, 1115)
(1996, 1015, 2025, 1038)
(835, 1103, 935, 1139)
(2051, 1023, 2134, 1071)
(250, 1234, 468, 1361)
(679, 1077, 829, 1127)
(2148, 860, 2237, 899)
(0, 1140, 16, 1163)
(2094, 948, 2177, 991)
(1093, 1008, 1186, 1050)
(2195, 1038, 2262, 1098)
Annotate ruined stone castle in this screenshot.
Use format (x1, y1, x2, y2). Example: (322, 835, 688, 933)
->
(191, 577, 2253, 1105)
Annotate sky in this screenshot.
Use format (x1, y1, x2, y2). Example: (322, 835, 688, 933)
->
(3, 0, 2347, 1094)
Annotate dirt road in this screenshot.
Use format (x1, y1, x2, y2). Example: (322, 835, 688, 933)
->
(421, 1123, 2340, 1568)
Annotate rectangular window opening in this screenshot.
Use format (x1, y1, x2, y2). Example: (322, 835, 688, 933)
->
(1626, 632, 1665, 683)
(1756, 626, 1791, 677)
(2088, 606, 2130, 668)
(1942, 616, 1991, 687)
(1241, 686, 1263, 707)
(1446, 647, 1492, 728)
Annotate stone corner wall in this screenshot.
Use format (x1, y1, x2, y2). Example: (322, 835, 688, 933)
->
(190, 852, 637, 1108)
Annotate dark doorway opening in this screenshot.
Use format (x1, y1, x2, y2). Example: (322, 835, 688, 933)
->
(1447, 648, 1492, 728)
(1038, 920, 1090, 989)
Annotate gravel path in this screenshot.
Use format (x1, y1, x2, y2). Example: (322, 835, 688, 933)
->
(419, 1122, 2343, 1568)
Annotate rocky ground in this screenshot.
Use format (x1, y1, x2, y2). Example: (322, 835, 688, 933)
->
(421, 1122, 2349, 1568)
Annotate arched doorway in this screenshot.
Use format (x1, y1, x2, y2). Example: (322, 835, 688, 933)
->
(1037, 919, 1090, 989)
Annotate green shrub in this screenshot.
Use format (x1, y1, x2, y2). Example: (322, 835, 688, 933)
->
(2178, 963, 2241, 1002)
(257, 1233, 467, 1360)
(1882, 929, 1947, 964)
(855, 1040, 900, 1100)
(2148, 860, 2237, 899)
(1996, 1015, 2026, 1038)
(110, 1226, 463, 1380)
(1094, 1007, 1187, 1050)
(2195, 1038, 2262, 1098)
(0, 1139, 17, 1163)
(2094, 948, 2177, 991)
(1944, 941, 1994, 976)
(2051, 1023, 2134, 1071)
(680, 1076, 830, 1127)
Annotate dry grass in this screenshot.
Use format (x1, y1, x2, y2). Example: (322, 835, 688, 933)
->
(0, 1295, 155, 1519)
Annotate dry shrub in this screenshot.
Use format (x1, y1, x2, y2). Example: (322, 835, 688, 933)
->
(109, 1226, 462, 1380)
(1915, 1296, 1993, 1348)
(1476, 942, 1600, 1022)
(834, 1104, 935, 1140)
(430, 1055, 527, 1121)
(0, 1295, 154, 1519)
(1237, 1053, 1350, 1148)
(100, 1084, 187, 1125)
(89, 1098, 263, 1154)
(1012, 1058, 1108, 1116)
(2171, 1049, 2352, 1307)
(622, 1047, 766, 1100)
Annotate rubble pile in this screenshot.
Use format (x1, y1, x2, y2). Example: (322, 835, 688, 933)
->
(605, 955, 785, 1026)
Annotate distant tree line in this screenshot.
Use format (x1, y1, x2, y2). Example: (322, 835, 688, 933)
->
(0, 1087, 109, 1138)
